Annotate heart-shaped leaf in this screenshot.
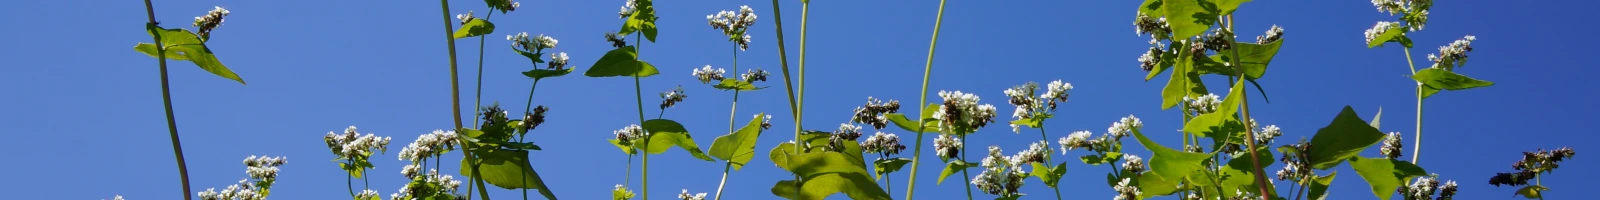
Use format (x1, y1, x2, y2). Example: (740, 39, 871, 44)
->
(638, 119, 714, 161)
(937, 159, 981, 184)
(460, 149, 557, 199)
(1349, 156, 1428, 200)
(709, 113, 768, 170)
(453, 18, 495, 39)
(1412, 68, 1494, 99)
(585, 47, 659, 77)
(1308, 106, 1386, 170)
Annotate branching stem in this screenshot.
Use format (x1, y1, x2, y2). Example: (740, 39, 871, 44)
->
(141, 1, 194, 199)
(905, 0, 950, 198)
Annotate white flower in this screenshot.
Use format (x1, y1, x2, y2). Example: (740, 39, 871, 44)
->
(1256, 125, 1282, 145)
(861, 132, 906, 155)
(613, 124, 646, 144)
(1042, 80, 1071, 101)
(692, 65, 727, 84)
(356, 189, 380, 200)
(1364, 21, 1401, 45)
(1380, 132, 1405, 159)
(399, 130, 458, 162)
(401, 164, 421, 178)
(1429, 35, 1476, 69)
(678, 189, 707, 200)
(1059, 130, 1093, 152)
(1121, 154, 1145, 173)
(1185, 93, 1222, 114)
(1112, 178, 1141, 200)
(934, 134, 963, 159)
(551, 52, 569, 64)
(1107, 115, 1142, 139)
(618, 0, 638, 18)
(456, 11, 475, 24)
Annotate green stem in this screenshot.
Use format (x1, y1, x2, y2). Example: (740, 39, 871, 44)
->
(625, 155, 634, 187)
(141, 1, 194, 199)
(1403, 47, 1423, 164)
(473, 11, 494, 129)
(764, 0, 803, 197)
(715, 44, 742, 200)
(346, 164, 355, 197)
(959, 135, 974, 200)
(1036, 126, 1063, 200)
(713, 162, 733, 200)
(1223, 15, 1272, 200)
(522, 79, 541, 119)
(633, 33, 650, 200)
(1535, 176, 1545, 200)
(363, 169, 370, 190)
(905, 0, 950, 198)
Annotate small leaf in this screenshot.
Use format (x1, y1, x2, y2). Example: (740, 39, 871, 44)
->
(872, 158, 914, 180)
(461, 150, 558, 199)
(1308, 106, 1386, 170)
(1515, 185, 1549, 199)
(607, 139, 637, 155)
(1029, 162, 1068, 187)
(1184, 78, 1246, 134)
(134, 43, 189, 60)
(1349, 156, 1428, 200)
(1412, 68, 1494, 99)
(1080, 152, 1123, 165)
(1307, 171, 1337, 200)
(585, 47, 660, 77)
(640, 119, 714, 161)
(1370, 107, 1383, 129)
(1009, 114, 1050, 129)
(1132, 128, 1213, 180)
(137, 25, 245, 84)
(452, 19, 496, 39)
(712, 79, 767, 91)
(1367, 26, 1407, 48)
(523, 67, 576, 80)
(709, 114, 767, 170)
(886, 113, 938, 134)
(937, 160, 980, 184)
(1226, 39, 1283, 80)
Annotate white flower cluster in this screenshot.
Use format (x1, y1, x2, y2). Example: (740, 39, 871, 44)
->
(1106, 115, 1143, 139)
(1256, 125, 1283, 145)
(1427, 35, 1475, 70)
(1112, 178, 1141, 200)
(388, 169, 463, 200)
(398, 130, 458, 163)
(613, 124, 646, 146)
(456, 11, 476, 24)
(1257, 25, 1285, 44)
(355, 189, 380, 200)
(197, 179, 264, 200)
(972, 146, 1027, 197)
(1057, 130, 1096, 152)
(1405, 175, 1441, 200)
(548, 52, 570, 69)
(1364, 21, 1401, 45)
(860, 132, 906, 156)
(755, 114, 773, 130)
(678, 189, 707, 200)
(112, 195, 124, 200)
(1011, 140, 1052, 165)
(1133, 13, 1171, 40)
(933, 91, 998, 133)
(851, 97, 900, 130)
(1121, 154, 1146, 175)
(707, 5, 758, 50)
(1275, 158, 1306, 181)
(199, 155, 285, 200)
(324, 126, 392, 161)
(934, 134, 963, 160)
(618, 0, 638, 19)
(1002, 80, 1073, 133)
(659, 86, 688, 109)
(740, 69, 769, 83)
(193, 6, 231, 39)
(1137, 41, 1164, 72)
(400, 164, 422, 178)
(1381, 132, 1405, 159)
(1371, 0, 1432, 31)
(507, 32, 559, 52)
(243, 155, 287, 181)
(692, 65, 727, 84)
(1184, 93, 1222, 115)
(488, 0, 521, 12)
(1043, 80, 1071, 102)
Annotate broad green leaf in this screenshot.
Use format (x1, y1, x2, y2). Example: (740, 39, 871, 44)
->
(452, 19, 495, 39)
(1132, 128, 1212, 180)
(770, 143, 797, 171)
(937, 160, 980, 184)
(872, 158, 914, 180)
(1214, 0, 1253, 15)
(1366, 26, 1407, 48)
(1161, 53, 1191, 110)
(608, 139, 637, 155)
(1412, 68, 1494, 99)
(1371, 107, 1383, 129)
(1224, 40, 1283, 80)
(885, 113, 937, 134)
(639, 119, 714, 161)
(712, 78, 767, 91)
(134, 43, 189, 60)
(461, 150, 558, 199)
(709, 114, 767, 170)
(1349, 156, 1428, 200)
(1308, 172, 1337, 200)
(585, 47, 660, 77)
(769, 152, 893, 200)
(1029, 162, 1068, 187)
(618, 0, 658, 42)
(1307, 106, 1386, 169)
(1138, 0, 1166, 18)
(1138, 171, 1182, 198)
(137, 25, 245, 84)
(1185, 78, 1245, 134)
(1515, 185, 1548, 199)
(1220, 146, 1275, 189)
(1080, 152, 1123, 165)
(1163, 0, 1217, 40)
(523, 67, 576, 80)
(920, 104, 940, 121)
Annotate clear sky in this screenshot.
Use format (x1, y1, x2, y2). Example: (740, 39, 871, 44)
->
(3, 0, 1596, 199)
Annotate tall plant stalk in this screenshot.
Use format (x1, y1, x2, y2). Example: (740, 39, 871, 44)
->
(1222, 16, 1272, 200)
(141, 1, 194, 199)
(713, 42, 743, 200)
(903, 0, 949, 199)
(1403, 47, 1423, 164)
(435, 1, 491, 200)
(762, 0, 802, 197)
(473, 11, 496, 128)
(1037, 126, 1063, 200)
(958, 135, 973, 200)
(632, 34, 652, 200)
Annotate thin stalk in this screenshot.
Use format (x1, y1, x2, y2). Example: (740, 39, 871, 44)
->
(473, 11, 495, 128)
(1037, 126, 1063, 200)
(1403, 47, 1423, 164)
(523, 80, 542, 118)
(1293, 180, 1308, 200)
(886, 170, 893, 195)
(714, 43, 742, 200)
(518, 77, 542, 200)
(363, 170, 370, 190)
(958, 135, 974, 200)
(1535, 176, 1545, 200)
(141, 1, 194, 199)
(632, 33, 651, 200)
(625, 155, 634, 187)
(905, 0, 950, 198)
(346, 167, 355, 197)
(764, 0, 802, 197)
(713, 162, 734, 200)
(1224, 15, 1272, 200)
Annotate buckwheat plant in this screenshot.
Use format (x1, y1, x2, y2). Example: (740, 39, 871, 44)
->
(698, 6, 771, 198)
(862, 131, 909, 194)
(678, 189, 708, 200)
(970, 146, 1028, 199)
(322, 126, 392, 198)
(1000, 80, 1073, 199)
(910, 90, 999, 199)
(1362, 0, 1493, 167)
(1488, 147, 1575, 199)
(134, 3, 247, 199)
(1395, 174, 1460, 200)
(196, 155, 286, 200)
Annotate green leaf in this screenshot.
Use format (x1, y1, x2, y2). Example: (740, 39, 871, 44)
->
(1366, 26, 1407, 48)
(585, 47, 660, 77)
(1080, 152, 1123, 165)
(1226, 40, 1283, 80)
(141, 25, 245, 84)
(1163, 0, 1218, 40)
(1185, 78, 1246, 134)
(1308, 172, 1337, 200)
(1009, 114, 1051, 129)
(885, 113, 938, 134)
(1138, 0, 1166, 17)
(1213, 0, 1253, 15)
(1370, 107, 1383, 129)
(618, 0, 658, 42)
(1307, 106, 1386, 170)
(872, 158, 914, 180)
(770, 143, 797, 171)
(639, 119, 714, 161)
(712, 78, 767, 91)
(1029, 162, 1068, 187)
(1412, 68, 1494, 99)
(1161, 53, 1191, 110)
(709, 113, 767, 170)
(523, 67, 576, 80)
(1131, 128, 1213, 180)
(452, 19, 495, 39)
(135, 43, 189, 60)
(1138, 171, 1182, 198)
(769, 152, 893, 200)
(1515, 185, 1549, 199)
(608, 139, 637, 155)
(1349, 156, 1428, 200)
(1220, 146, 1275, 189)
(461, 150, 558, 199)
(937, 160, 980, 184)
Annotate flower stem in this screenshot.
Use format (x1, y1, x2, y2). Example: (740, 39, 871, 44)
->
(713, 161, 734, 200)
(1402, 47, 1424, 165)
(714, 41, 743, 200)
(959, 135, 973, 200)
(1223, 15, 1272, 200)
(346, 165, 355, 197)
(473, 11, 495, 129)
(1036, 126, 1063, 200)
(905, 0, 949, 199)
(633, 33, 651, 200)
(141, 1, 194, 199)
(764, 0, 803, 197)
(522, 79, 541, 119)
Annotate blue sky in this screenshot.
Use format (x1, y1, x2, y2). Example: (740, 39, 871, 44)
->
(3, 0, 1596, 199)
